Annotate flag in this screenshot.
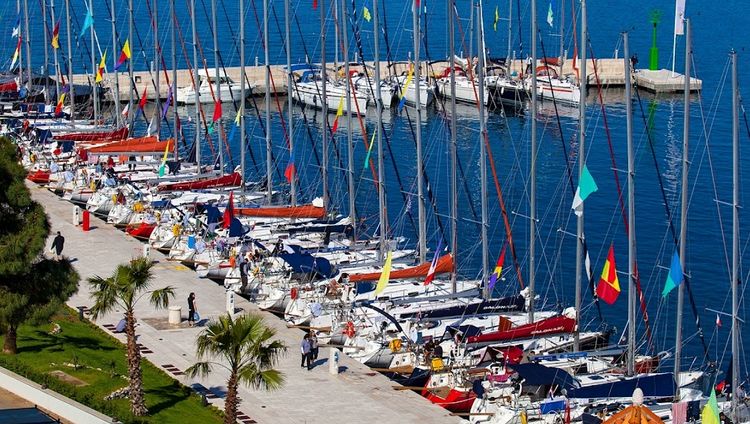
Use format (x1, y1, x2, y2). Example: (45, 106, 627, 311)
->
(595, 245, 621, 305)
(547, 0, 555, 27)
(115, 40, 131, 71)
(79, 9, 93, 38)
(284, 150, 295, 183)
(424, 239, 443, 286)
(363, 6, 372, 22)
(161, 86, 173, 119)
(572, 164, 598, 216)
(213, 101, 222, 123)
(51, 21, 60, 49)
(701, 389, 720, 424)
(158, 140, 170, 177)
(121, 102, 130, 117)
(363, 131, 376, 170)
(138, 86, 148, 110)
(313, 0, 318, 9)
(661, 250, 684, 297)
(12, 15, 20, 38)
(223, 191, 235, 229)
(331, 96, 344, 133)
(10, 36, 21, 70)
(493, 6, 499, 32)
(487, 242, 507, 293)
(55, 92, 66, 116)
(716, 314, 722, 328)
(374, 251, 393, 295)
(234, 106, 242, 126)
(95, 50, 107, 83)
(398, 64, 415, 111)
(674, 0, 686, 36)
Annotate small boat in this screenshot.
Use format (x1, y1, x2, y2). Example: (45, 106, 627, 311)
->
(466, 314, 576, 344)
(235, 203, 326, 219)
(348, 254, 454, 282)
(156, 171, 242, 192)
(27, 168, 51, 184)
(175, 68, 252, 104)
(54, 127, 129, 142)
(126, 222, 157, 240)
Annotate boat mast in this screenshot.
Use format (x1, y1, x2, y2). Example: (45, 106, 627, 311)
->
(285, 0, 295, 206)
(171, 0, 178, 161)
(128, 0, 134, 129)
(730, 48, 740, 423)
(239, 0, 245, 181)
(559, 0, 565, 67)
(374, 0, 387, 262)
(674, 18, 690, 400)
(574, 0, 587, 352)
(624, 31, 636, 377)
(16, 0, 21, 86)
(192, 0, 201, 170)
(23, 0, 31, 92)
(90, 0, 98, 123)
(50, 0, 60, 103)
(528, 0, 537, 322)
(42, 0, 50, 104)
(264, 0, 272, 202)
(343, 0, 356, 239)
(154, 0, 160, 136)
(449, 0, 458, 294)
(320, 0, 329, 212)
(212, 0, 223, 171)
(65, 0, 75, 123)
(413, 0, 426, 263)
(110, 0, 121, 125)
(506, 0, 512, 66)
(478, 3, 489, 300)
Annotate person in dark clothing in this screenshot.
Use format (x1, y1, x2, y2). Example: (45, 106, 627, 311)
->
(187, 293, 197, 327)
(50, 231, 65, 260)
(300, 334, 312, 370)
(309, 331, 319, 361)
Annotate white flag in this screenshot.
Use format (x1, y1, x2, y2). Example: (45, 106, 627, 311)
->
(674, 0, 686, 36)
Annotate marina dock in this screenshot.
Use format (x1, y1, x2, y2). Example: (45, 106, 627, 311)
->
(28, 183, 459, 424)
(66, 58, 701, 102)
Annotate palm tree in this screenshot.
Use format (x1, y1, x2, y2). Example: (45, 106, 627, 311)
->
(88, 257, 174, 416)
(186, 313, 286, 424)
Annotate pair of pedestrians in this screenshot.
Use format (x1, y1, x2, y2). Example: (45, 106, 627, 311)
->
(300, 332, 319, 370)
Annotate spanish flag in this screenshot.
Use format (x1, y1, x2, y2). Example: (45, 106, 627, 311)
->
(95, 50, 107, 83)
(374, 251, 393, 295)
(51, 21, 60, 49)
(331, 96, 345, 133)
(115, 40, 131, 71)
(55, 93, 66, 116)
(10, 36, 21, 70)
(595, 244, 620, 305)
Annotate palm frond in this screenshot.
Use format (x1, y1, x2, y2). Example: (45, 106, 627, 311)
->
(87, 275, 119, 319)
(185, 362, 213, 379)
(149, 286, 174, 310)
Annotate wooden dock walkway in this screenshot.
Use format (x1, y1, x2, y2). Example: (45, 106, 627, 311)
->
(28, 183, 459, 424)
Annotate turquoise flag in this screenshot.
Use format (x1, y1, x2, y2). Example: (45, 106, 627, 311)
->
(571, 164, 598, 216)
(662, 250, 684, 297)
(79, 10, 93, 38)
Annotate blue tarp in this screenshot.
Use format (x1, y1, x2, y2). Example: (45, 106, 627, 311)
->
(507, 363, 580, 390)
(228, 217, 246, 237)
(278, 250, 335, 278)
(567, 372, 675, 399)
(204, 205, 222, 225)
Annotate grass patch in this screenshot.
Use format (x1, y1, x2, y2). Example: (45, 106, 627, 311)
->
(0, 307, 222, 424)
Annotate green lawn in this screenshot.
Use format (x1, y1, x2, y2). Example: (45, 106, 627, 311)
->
(0, 308, 222, 424)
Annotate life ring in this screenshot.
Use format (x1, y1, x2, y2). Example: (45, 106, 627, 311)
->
(343, 321, 356, 338)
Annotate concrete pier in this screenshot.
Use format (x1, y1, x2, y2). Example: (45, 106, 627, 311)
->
(28, 183, 459, 424)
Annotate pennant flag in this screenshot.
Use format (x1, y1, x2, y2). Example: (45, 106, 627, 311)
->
(138, 86, 148, 110)
(363, 6, 372, 22)
(12, 15, 20, 38)
(661, 250, 684, 297)
(161, 86, 173, 119)
(158, 140, 170, 177)
(397, 64, 415, 111)
(79, 9, 93, 38)
(234, 106, 242, 126)
(674, 0, 686, 36)
(115, 40, 131, 71)
(331, 96, 345, 133)
(213, 101, 222, 123)
(121, 102, 130, 117)
(10, 36, 21, 70)
(55, 92, 66, 116)
(493, 6, 499, 32)
(374, 251, 393, 295)
(223, 191, 235, 229)
(701, 389, 720, 424)
(363, 131, 376, 170)
(284, 150, 295, 183)
(716, 314, 722, 328)
(487, 242, 507, 293)
(313, 0, 318, 9)
(51, 21, 60, 49)
(572, 164, 598, 216)
(424, 239, 444, 286)
(547, 0, 555, 27)
(95, 50, 107, 83)
(595, 245, 621, 305)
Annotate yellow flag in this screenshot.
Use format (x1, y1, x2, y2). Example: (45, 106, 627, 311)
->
(234, 106, 242, 126)
(335, 96, 345, 117)
(701, 391, 720, 424)
(520, 411, 528, 424)
(374, 251, 392, 295)
(399, 64, 414, 99)
(161, 139, 170, 163)
(95, 51, 107, 83)
(363, 6, 372, 22)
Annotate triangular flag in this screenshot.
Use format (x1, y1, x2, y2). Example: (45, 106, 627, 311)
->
(284, 150, 295, 183)
(138, 86, 148, 110)
(313, 0, 318, 9)
(115, 40, 131, 71)
(213, 101, 222, 122)
(10, 36, 21, 70)
(595, 244, 620, 305)
(493, 6, 499, 32)
(572, 164, 598, 216)
(547, 0, 555, 27)
(363, 131, 376, 170)
(121, 102, 129, 117)
(55, 92, 66, 116)
(398, 64, 415, 111)
(223, 191, 234, 229)
(700, 390, 720, 424)
(374, 251, 393, 295)
(51, 21, 60, 49)
(161, 86, 173, 119)
(79, 9, 93, 38)
(716, 314, 722, 328)
(661, 250, 684, 297)
(363, 6, 372, 22)
(424, 239, 443, 286)
(95, 50, 107, 83)
(332, 96, 345, 133)
(11, 15, 20, 38)
(234, 106, 242, 126)
(487, 242, 507, 294)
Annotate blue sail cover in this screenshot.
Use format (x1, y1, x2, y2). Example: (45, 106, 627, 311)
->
(507, 363, 580, 391)
(567, 372, 675, 399)
(278, 251, 335, 278)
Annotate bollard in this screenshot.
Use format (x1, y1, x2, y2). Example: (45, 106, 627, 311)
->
(142, 244, 150, 259)
(328, 348, 339, 375)
(168, 306, 182, 325)
(73, 206, 80, 226)
(225, 288, 235, 314)
(82, 210, 90, 231)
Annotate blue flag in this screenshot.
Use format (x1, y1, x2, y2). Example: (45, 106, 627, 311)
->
(79, 10, 93, 38)
(662, 250, 684, 297)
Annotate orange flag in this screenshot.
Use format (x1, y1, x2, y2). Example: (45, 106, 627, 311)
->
(595, 244, 621, 305)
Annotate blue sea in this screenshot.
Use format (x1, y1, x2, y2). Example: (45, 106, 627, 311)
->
(2, 0, 748, 380)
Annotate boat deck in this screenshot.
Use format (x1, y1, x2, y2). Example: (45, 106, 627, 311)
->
(28, 182, 459, 424)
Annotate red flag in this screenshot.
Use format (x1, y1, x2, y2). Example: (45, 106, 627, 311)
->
(424, 239, 443, 286)
(138, 86, 148, 110)
(331, 116, 340, 134)
(284, 151, 295, 183)
(595, 245, 621, 305)
(313, 0, 318, 9)
(716, 314, 722, 328)
(213, 101, 222, 122)
(223, 191, 234, 229)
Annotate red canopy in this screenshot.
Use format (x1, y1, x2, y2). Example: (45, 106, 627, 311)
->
(87, 137, 174, 155)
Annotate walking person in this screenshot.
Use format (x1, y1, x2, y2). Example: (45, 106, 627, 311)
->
(309, 331, 319, 362)
(187, 293, 197, 327)
(300, 334, 312, 370)
(50, 231, 65, 260)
